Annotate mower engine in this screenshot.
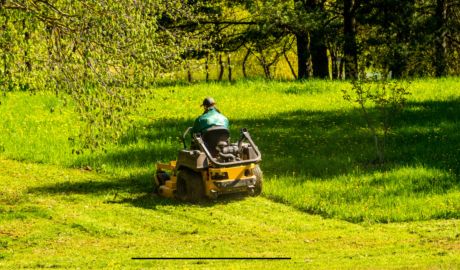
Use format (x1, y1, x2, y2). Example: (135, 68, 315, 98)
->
(215, 142, 258, 163)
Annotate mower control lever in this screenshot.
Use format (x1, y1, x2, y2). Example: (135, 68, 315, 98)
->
(182, 127, 193, 149)
(238, 128, 249, 154)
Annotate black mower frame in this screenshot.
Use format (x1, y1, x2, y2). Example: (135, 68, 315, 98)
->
(181, 127, 262, 167)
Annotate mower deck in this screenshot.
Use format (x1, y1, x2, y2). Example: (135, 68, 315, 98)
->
(155, 161, 256, 199)
(155, 161, 177, 198)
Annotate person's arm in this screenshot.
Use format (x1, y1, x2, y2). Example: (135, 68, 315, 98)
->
(190, 117, 201, 137)
(224, 117, 229, 130)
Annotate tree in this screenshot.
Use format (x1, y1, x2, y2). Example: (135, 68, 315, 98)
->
(342, 71, 412, 163)
(356, 0, 417, 79)
(190, 0, 460, 80)
(258, 0, 335, 79)
(341, 0, 360, 79)
(0, 0, 204, 151)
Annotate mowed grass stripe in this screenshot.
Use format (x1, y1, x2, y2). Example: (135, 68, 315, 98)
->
(1, 158, 460, 269)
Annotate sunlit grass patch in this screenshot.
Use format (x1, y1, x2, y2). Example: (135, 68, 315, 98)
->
(1, 158, 460, 269)
(265, 165, 460, 223)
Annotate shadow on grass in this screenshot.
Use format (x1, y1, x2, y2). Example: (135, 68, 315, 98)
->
(29, 97, 460, 213)
(85, 97, 460, 175)
(110, 192, 250, 210)
(28, 171, 253, 209)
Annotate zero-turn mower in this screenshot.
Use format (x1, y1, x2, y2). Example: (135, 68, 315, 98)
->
(154, 127, 262, 203)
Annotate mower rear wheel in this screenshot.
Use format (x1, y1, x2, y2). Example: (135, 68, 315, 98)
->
(176, 169, 204, 204)
(251, 165, 263, 196)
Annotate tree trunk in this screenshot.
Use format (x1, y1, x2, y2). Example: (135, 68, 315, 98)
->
(45, 25, 55, 71)
(261, 58, 268, 79)
(330, 48, 338, 79)
(188, 68, 192, 83)
(228, 53, 232, 81)
(259, 55, 272, 79)
(296, 34, 312, 79)
(435, 0, 447, 77)
(242, 49, 251, 78)
(456, 46, 460, 75)
(310, 31, 329, 79)
(3, 15, 9, 76)
(391, 47, 405, 79)
(339, 55, 344, 80)
(343, 0, 358, 79)
(23, 19, 32, 72)
(218, 53, 224, 81)
(388, 0, 415, 79)
(264, 65, 272, 79)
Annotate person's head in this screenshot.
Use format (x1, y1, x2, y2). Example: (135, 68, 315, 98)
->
(200, 97, 218, 112)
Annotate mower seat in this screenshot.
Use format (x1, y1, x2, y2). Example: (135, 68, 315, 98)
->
(201, 126, 230, 158)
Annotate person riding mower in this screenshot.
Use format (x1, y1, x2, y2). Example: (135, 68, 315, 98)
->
(154, 98, 263, 203)
(190, 97, 229, 136)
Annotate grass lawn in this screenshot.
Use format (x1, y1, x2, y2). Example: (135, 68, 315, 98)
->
(1, 77, 460, 268)
(1, 78, 460, 222)
(1, 158, 460, 269)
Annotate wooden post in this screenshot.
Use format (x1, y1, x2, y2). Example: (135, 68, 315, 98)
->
(218, 53, 224, 81)
(228, 53, 232, 81)
(205, 54, 209, 82)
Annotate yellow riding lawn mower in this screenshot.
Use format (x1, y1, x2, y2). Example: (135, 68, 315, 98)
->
(154, 127, 263, 203)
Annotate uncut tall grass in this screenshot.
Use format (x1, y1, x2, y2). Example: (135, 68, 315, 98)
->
(1, 77, 460, 223)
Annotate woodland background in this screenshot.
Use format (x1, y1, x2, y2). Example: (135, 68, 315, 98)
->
(2, 1, 459, 148)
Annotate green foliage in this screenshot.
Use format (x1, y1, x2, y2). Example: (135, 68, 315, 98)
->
(187, 0, 460, 79)
(0, 0, 206, 151)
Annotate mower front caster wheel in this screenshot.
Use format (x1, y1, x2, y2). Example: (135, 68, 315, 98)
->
(176, 169, 204, 204)
(210, 189, 218, 200)
(156, 172, 170, 187)
(249, 165, 263, 196)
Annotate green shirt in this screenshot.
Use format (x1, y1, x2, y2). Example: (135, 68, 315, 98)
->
(191, 107, 229, 135)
